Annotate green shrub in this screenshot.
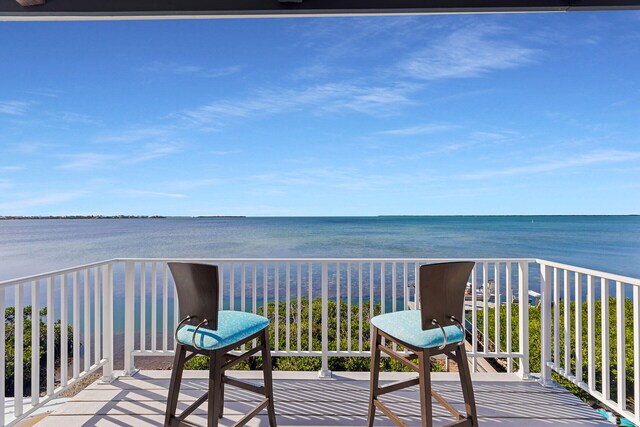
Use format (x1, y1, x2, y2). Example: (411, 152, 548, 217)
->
(185, 298, 433, 373)
(4, 306, 72, 397)
(475, 297, 634, 407)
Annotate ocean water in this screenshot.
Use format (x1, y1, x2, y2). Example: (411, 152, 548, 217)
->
(2, 216, 639, 367)
(1, 215, 639, 282)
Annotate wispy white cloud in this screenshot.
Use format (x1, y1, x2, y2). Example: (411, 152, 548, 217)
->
(0, 166, 24, 173)
(470, 130, 519, 141)
(210, 149, 242, 156)
(0, 192, 83, 211)
(45, 111, 101, 126)
(176, 82, 414, 129)
(290, 63, 340, 81)
(0, 100, 33, 116)
(366, 127, 518, 165)
(292, 16, 453, 61)
(378, 124, 458, 136)
(8, 142, 58, 155)
(22, 89, 61, 98)
(124, 142, 182, 164)
(400, 25, 538, 81)
(58, 153, 121, 171)
(166, 178, 222, 191)
(415, 182, 527, 202)
(545, 111, 616, 134)
(169, 21, 539, 134)
(0, 180, 13, 190)
(138, 62, 242, 79)
(365, 140, 478, 165)
(119, 190, 187, 199)
(94, 128, 172, 144)
(249, 167, 435, 192)
(461, 150, 640, 180)
(58, 142, 182, 170)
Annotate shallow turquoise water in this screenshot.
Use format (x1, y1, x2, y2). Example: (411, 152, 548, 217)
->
(1, 215, 639, 281)
(2, 215, 639, 341)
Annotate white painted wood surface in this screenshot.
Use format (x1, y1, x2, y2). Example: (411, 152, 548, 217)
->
(33, 371, 609, 427)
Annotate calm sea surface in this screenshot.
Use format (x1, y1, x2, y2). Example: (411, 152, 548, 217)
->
(1, 216, 639, 281)
(2, 216, 639, 366)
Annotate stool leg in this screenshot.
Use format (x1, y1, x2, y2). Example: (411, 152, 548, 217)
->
(208, 351, 222, 427)
(418, 350, 433, 427)
(218, 372, 225, 418)
(164, 344, 186, 427)
(455, 344, 478, 425)
(366, 327, 382, 427)
(261, 328, 277, 426)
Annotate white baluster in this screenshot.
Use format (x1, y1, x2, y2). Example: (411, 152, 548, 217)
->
(163, 263, 168, 352)
(518, 261, 529, 379)
(616, 281, 625, 412)
(601, 278, 610, 400)
(84, 270, 90, 372)
(15, 283, 24, 416)
(540, 264, 552, 386)
(31, 280, 40, 406)
(320, 262, 330, 377)
(46, 278, 54, 395)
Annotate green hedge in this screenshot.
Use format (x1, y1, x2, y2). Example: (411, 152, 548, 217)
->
(475, 297, 634, 406)
(4, 306, 72, 397)
(186, 298, 441, 373)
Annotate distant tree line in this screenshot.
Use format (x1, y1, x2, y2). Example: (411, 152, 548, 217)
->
(0, 215, 165, 220)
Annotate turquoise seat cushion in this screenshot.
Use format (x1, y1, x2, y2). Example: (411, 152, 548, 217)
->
(176, 310, 270, 350)
(371, 310, 464, 349)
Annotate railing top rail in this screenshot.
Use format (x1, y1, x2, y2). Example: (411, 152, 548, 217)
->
(537, 258, 640, 286)
(0, 259, 115, 290)
(4, 257, 637, 289)
(113, 257, 538, 263)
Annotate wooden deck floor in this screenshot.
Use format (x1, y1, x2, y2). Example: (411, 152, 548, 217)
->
(34, 370, 609, 426)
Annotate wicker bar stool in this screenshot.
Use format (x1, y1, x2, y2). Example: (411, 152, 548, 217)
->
(367, 261, 478, 427)
(164, 262, 277, 427)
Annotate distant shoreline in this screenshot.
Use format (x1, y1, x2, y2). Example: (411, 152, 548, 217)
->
(0, 215, 248, 220)
(0, 215, 167, 220)
(0, 214, 637, 220)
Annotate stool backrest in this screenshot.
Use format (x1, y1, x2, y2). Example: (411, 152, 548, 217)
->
(168, 262, 219, 330)
(419, 261, 475, 331)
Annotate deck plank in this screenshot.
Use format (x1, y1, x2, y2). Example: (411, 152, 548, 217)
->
(35, 371, 609, 427)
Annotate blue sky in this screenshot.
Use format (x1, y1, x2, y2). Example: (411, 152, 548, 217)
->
(1, 12, 639, 216)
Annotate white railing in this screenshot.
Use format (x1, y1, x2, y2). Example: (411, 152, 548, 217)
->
(117, 258, 535, 378)
(0, 261, 115, 426)
(1, 257, 639, 426)
(538, 259, 640, 425)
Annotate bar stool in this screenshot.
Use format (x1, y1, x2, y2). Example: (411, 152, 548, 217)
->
(367, 261, 478, 427)
(164, 262, 277, 427)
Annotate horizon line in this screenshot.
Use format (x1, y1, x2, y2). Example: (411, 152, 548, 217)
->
(1, 213, 639, 219)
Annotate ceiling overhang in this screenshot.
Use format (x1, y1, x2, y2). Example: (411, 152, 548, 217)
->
(3, 0, 640, 21)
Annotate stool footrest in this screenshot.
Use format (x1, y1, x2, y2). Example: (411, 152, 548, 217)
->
(377, 377, 420, 396)
(177, 391, 209, 421)
(232, 398, 270, 427)
(224, 376, 266, 396)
